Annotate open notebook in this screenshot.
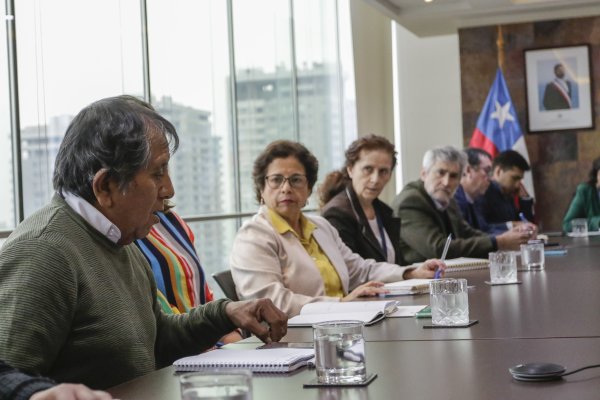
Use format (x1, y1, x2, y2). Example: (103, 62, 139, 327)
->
(288, 300, 426, 327)
(174, 348, 315, 373)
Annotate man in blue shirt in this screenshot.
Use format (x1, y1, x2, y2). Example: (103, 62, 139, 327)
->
(454, 148, 500, 233)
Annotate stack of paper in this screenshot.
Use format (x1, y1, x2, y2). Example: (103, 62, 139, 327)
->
(383, 279, 433, 295)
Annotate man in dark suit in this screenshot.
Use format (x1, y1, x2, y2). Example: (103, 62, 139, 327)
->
(543, 63, 572, 110)
(479, 150, 537, 234)
(393, 146, 530, 264)
(454, 148, 498, 233)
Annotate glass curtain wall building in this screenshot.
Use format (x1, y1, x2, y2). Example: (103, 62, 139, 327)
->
(2, 0, 357, 288)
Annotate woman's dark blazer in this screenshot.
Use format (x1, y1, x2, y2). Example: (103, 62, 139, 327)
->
(321, 185, 405, 265)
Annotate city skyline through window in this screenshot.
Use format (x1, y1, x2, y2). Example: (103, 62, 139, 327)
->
(1, 0, 357, 292)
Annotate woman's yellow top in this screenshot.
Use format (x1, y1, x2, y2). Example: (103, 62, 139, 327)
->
(268, 208, 344, 297)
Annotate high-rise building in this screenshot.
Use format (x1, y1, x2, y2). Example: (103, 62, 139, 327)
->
(154, 96, 225, 272)
(235, 63, 345, 211)
(21, 116, 69, 218)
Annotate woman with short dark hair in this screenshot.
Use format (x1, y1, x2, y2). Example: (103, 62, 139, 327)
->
(230, 140, 444, 317)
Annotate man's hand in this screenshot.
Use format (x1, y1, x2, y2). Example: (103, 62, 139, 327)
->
(31, 384, 114, 400)
(225, 299, 287, 344)
(404, 259, 446, 279)
(512, 221, 538, 239)
(496, 228, 531, 250)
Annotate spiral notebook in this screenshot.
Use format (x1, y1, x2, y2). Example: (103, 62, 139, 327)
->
(410, 257, 489, 273)
(443, 257, 489, 272)
(173, 348, 315, 373)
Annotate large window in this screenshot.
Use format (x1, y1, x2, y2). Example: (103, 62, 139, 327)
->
(233, 0, 296, 213)
(3, 0, 357, 294)
(14, 0, 143, 219)
(147, 0, 233, 277)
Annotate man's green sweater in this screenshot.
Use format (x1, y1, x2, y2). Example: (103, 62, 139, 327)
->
(0, 195, 236, 389)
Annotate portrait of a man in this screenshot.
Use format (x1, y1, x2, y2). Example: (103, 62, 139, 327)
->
(542, 63, 573, 110)
(526, 45, 592, 132)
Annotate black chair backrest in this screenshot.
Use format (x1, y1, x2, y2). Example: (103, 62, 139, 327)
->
(212, 270, 239, 301)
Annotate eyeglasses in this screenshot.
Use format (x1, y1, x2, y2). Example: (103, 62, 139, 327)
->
(264, 174, 308, 189)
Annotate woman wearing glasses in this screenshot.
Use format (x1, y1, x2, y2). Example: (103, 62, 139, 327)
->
(230, 140, 443, 317)
(320, 134, 403, 264)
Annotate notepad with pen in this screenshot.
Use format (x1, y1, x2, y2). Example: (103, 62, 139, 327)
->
(173, 348, 315, 373)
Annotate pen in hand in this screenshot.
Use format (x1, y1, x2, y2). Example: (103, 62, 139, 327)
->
(434, 234, 452, 279)
(518, 212, 534, 237)
(518, 212, 528, 223)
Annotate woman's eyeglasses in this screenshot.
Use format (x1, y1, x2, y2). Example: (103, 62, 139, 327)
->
(264, 174, 308, 189)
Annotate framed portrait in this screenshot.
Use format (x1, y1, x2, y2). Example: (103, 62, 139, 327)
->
(524, 44, 594, 132)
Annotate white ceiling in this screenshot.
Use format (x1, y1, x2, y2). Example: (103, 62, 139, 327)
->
(363, 0, 600, 37)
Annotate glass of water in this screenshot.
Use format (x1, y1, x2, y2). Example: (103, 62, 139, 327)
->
(521, 242, 545, 270)
(313, 320, 367, 384)
(429, 278, 469, 326)
(180, 369, 252, 400)
(489, 251, 518, 283)
(571, 218, 588, 237)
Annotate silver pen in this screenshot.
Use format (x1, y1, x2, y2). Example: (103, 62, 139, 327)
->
(434, 234, 452, 279)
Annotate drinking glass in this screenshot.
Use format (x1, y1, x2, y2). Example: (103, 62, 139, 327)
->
(571, 218, 588, 237)
(180, 370, 252, 400)
(313, 320, 367, 384)
(429, 278, 469, 326)
(489, 251, 518, 283)
(521, 242, 545, 270)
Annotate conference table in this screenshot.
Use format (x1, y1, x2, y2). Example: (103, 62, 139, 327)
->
(109, 236, 600, 399)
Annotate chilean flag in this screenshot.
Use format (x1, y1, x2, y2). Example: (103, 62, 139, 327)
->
(469, 68, 535, 198)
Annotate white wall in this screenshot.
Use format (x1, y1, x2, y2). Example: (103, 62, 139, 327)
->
(394, 24, 463, 187)
(349, 0, 395, 203)
(349, 1, 463, 202)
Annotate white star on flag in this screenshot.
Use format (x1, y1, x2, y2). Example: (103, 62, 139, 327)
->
(490, 100, 515, 129)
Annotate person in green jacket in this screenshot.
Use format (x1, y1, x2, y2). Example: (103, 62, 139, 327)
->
(563, 157, 600, 232)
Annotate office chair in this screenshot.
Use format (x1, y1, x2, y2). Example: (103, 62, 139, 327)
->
(212, 270, 239, 302)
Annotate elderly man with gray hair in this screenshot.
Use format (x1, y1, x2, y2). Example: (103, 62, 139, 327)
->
(392, 145, 529, 264)
(0, 95, 287, 391)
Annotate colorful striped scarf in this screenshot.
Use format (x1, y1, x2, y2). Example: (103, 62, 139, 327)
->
(135, 211, 213, 314)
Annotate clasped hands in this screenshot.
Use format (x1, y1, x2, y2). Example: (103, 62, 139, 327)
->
(225, 298, 287, 344)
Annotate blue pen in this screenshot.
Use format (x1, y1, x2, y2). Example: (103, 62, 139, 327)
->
(519, 212, 528, 223)
(518, 212, 535, 239)
(434, 234, 452, 279)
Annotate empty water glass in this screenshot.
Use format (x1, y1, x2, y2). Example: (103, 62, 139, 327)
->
(429, 278, 469, 326)
(489, 251, 518, 283)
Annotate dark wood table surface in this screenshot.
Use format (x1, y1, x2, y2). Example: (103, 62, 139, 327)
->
(109, 338, 600, 399)
(108, 236, 600, 399)
(248, 236, 600, 343)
